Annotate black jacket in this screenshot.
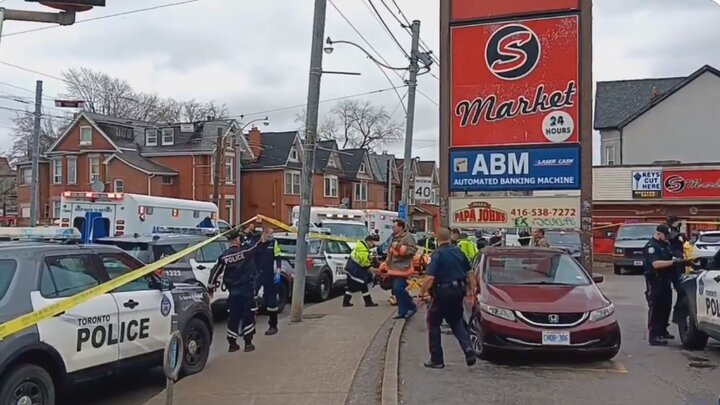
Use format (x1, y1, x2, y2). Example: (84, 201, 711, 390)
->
(209, 239, 271, 291)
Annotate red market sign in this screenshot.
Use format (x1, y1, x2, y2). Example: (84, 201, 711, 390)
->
(451, 0, 580, 22)
(662, 170, 720, 199)
(451, 15, 580, 148)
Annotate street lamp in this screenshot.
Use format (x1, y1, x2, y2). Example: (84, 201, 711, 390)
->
(324, 37, 408, 71)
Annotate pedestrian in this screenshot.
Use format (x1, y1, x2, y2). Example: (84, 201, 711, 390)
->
(643, 224, 691, 346)
(451, 228, 478, 263)
(209, 227, 271, 352)
(424, 231, 437, 251)
(387, 219, 418, 319)
(247, 227, 283, 336)
(418, 228, 477, 369)
(343, 234, 380, 308)
(533, 229, 550, 247)
(518, 229, 531, 246)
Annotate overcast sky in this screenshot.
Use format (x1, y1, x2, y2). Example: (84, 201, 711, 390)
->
(0, 0, 718, 164)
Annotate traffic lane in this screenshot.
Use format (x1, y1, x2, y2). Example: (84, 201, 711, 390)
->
(398, 272, 720, 405)
(65, 299, 327, 405)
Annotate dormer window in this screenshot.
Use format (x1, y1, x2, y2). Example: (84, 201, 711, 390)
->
(289, 146, 299, 162)
(359, 162, 366, 173)
(328, 154, 338, 168)
(145, 129, 158, 146)
(79, 126, 92, 146)
(161, 128, 174, 145)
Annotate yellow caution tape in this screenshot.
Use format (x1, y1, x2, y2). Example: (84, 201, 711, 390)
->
(0, 216, 260, 341)
(259, 215, 359, 243)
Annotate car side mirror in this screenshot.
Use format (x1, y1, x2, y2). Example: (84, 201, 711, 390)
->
(592, 275, 604, 284)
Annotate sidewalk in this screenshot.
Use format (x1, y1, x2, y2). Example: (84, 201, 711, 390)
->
(145, 289, 395, 405)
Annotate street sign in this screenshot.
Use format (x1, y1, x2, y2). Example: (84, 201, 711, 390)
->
(398, 203, 407, 220)
(413, 177, 433, 202)
(54, 99, 85, 108)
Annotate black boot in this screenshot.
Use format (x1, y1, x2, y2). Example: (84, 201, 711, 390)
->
(649, 336, 667, 346)
(363, 294, 378, 307)
(244, 337, 255, 352)
(266, 313, 279, 335)
(228, 339, 240, 353)
(342, 294, 354, 307)
(661, 329, 675, 340)
(465, 350, 477, 366)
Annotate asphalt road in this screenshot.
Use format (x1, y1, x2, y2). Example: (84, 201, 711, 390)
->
(398, 270, 720, 405)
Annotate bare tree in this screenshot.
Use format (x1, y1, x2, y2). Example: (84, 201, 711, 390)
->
(10, 111, 66, 159)
(294, 109, 338, 141)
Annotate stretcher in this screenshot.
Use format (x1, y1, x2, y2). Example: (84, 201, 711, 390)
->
(374, 249, 431, 306)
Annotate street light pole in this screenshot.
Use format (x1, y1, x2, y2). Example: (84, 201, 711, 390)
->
(291, 0, 327, 323)
(399, 20, 421, 219)
(29, 80, 42, 227)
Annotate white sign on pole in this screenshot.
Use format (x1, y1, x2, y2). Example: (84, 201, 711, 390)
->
(414, 177, 433, 202)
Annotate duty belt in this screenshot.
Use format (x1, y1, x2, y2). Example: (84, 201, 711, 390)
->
(435, 280, 466, 288)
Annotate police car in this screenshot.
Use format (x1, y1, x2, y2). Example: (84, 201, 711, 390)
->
(674, 247, 720, 350)
(95, 226, 229, 311)
(0, 228, 213, 404)
(275, 232, 352, 302)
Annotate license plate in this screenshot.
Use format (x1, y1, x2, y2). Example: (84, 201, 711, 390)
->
(633, 260, 643, 266)
(541, 331, 570, 346)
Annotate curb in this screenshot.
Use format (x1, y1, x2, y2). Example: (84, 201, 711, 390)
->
(381, 318, 406, 405)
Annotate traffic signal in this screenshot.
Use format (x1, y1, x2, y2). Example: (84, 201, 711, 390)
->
(25, 1, 105, 12)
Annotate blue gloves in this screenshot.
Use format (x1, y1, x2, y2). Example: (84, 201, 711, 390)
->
(274, 273, 282, 284)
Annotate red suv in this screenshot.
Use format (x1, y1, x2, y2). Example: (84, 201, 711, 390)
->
(465, 247, 621, 360)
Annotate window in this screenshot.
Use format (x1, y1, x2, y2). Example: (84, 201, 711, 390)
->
(52, 200, 61, 219)
(196, 241, 229, 263)
(114, 179, 124, 192)
(327, 240, 352, 254)
(359, 162, 366, 174)
(0, 260, 17, 301)
(289, 147, 299, 162)
(324, 175, 338, 198)
(162, 176, 174, 185)
(88, 156, 100, 183)
(153, 243, 190, 262)
(100, 253, 151, 292)
(145, 129, 158, 146)
(52, 159, 62, 184)
(285, 171, 301, 195)
(67, 158, 77, 184)
(605, 145, 616, 166)
(21, 168, 31, 185)
(225, 156, 234, 183)
(40, 255, 103, 298)
(79, 126, 92, 145)
(354, 182, 368, 201)
(161, 128, 174, 145)
(225, 199, 233, 224)
(275, 238, 322, 255)
(328, 155, 337, 168)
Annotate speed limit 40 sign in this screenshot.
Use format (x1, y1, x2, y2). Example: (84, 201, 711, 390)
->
(413, 177, 433, 201)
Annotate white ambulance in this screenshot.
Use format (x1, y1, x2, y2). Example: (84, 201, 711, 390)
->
(364, 210, 398, 242)
(291, 206, 370, 248)
(59, 191, 229, 243)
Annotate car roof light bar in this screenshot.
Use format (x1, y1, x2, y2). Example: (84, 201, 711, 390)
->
(0, 226, 82, 241)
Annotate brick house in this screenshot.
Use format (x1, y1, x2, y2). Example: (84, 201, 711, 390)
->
(15, 111, 253, 225)
(391, 157, 440, 232)
(337, 148, 387, 210)
(240, 130, 390, 224)
(0, 157, 17, 219)
(369, 152, 400, 211)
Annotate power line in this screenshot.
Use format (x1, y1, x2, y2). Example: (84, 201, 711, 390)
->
(381, 0, 440, 71)
(363, 0, 410, 58)
(1, 0, 203, 38)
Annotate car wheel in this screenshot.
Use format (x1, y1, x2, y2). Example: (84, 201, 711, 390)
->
(181, 318, 212, 376)
(277, 281, 289, 313)
(468, 315, 492, 360)
(677, 296, 709, 350)
(613, 265, 622, 275)
(0, 364, 55, 405)
(314, 271, 332, 302)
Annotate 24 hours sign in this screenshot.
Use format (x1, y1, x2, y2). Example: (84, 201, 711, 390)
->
(451, 15, 579, 147)
(449, 197, 580, 229)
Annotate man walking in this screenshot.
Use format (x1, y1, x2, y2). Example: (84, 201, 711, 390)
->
(419, 228, 477, 369)
(248, 227, 283, 336)
(387, 219, 418, 319)
(343, 234, 379, 307)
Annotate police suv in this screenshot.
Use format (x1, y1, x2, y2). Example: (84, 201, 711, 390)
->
(674, 247, 720, 350)
(96, 226, 229, 311)
(0, 228, 213, 404)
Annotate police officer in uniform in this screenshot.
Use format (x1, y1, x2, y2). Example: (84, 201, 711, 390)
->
(209, 227, 271, 352)
(343, 234, 379, 307)
(247, 228, 283, 336)
(418, 228, 477, 368)
(643, 224, 690, 346)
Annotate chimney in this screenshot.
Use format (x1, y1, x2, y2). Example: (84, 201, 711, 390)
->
(248, 126, 262, 159)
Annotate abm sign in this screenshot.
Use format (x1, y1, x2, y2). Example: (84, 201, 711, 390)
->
(450, 146, 580, 192)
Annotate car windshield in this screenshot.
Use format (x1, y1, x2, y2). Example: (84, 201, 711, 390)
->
(95, 241, 149, 259)
(616, 225, 657, 241)
(698, 233, 720, 244)
(545, 232, 580, 245)
(275, 238, 322, 255)
(321, 223, 369, 240)
(483, 251, 590, 286)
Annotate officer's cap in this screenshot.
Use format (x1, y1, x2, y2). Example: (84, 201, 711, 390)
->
(656, 224, 670, 237)
(226, 228, 241, 240)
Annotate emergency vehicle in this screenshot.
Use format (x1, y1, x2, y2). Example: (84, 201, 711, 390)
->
(291, 206, 370, 247)
(0, 227, 213, 404)
(675, 248, 720, 350)
(59, 191, 229, 243)
(364, 210, 398, 242)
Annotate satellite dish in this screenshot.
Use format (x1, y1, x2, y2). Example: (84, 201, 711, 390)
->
(91, 181, 105, 193)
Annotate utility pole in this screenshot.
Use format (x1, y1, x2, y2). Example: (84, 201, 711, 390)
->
(213, 127, 223, 207)
(29, 80, 42, 227)
(399, 21, 421, 220)
(291, 0, 327, 323)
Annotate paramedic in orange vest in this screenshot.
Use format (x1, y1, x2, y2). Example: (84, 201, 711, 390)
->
(387, 219, 418, 319)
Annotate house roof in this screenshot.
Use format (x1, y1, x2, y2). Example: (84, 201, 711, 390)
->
(107, 150, 178, 176)
(339, 149, 368, 181)
(46, 111, 124, 153)
(245, 131, 300, 169)
(314, 140, 339, 171)
(369, 153, 396, 183)
(594, 65, 720, 130)
(416, 161, 436, 178)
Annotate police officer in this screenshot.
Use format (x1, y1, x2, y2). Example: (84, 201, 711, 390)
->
(451, 228, 478, 263)
(418, 228, 477, 368)
(247, 227, 283, 336)
(643, 224, 690, 346)
(209, 227, 271, 352)
(343, 235, 379, 308)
